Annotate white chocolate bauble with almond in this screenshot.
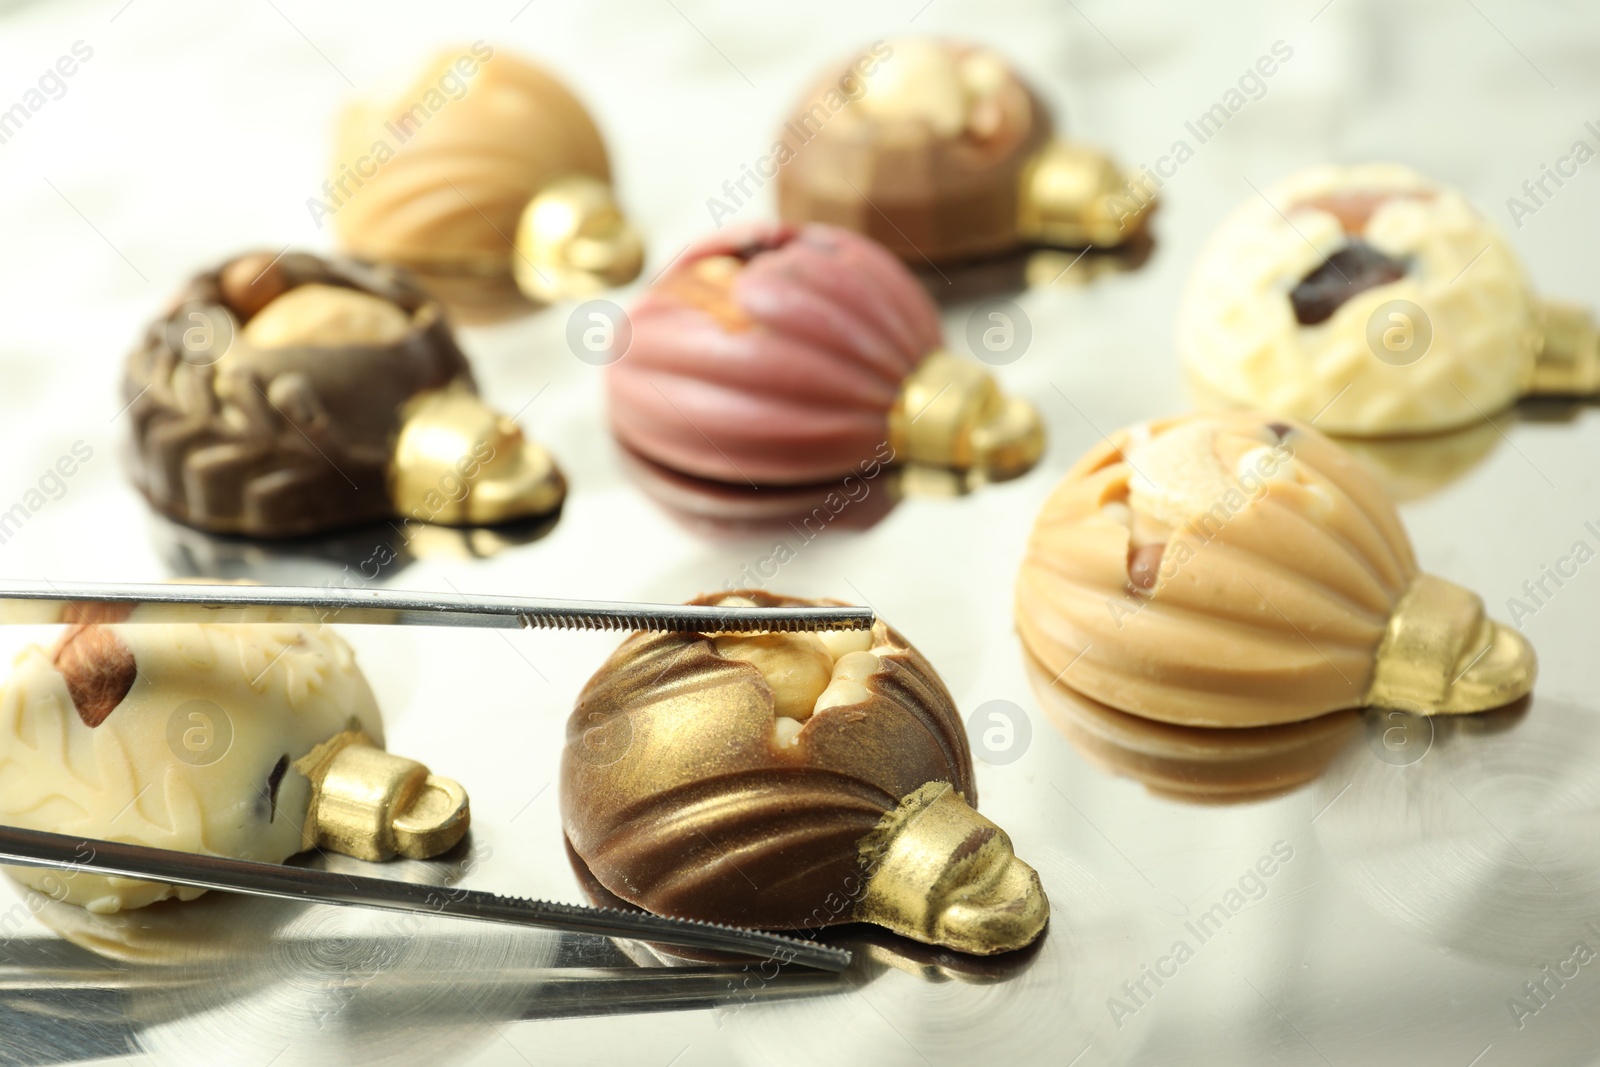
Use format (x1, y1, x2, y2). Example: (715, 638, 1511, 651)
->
(0, 623, 383, 912)
(1177, 163, 1538, 436)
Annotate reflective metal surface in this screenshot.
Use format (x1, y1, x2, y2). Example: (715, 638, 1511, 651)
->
(0, 827, 852, 971)
(2, 1, 1599, 1064)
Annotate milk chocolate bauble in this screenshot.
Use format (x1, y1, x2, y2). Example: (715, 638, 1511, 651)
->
(776, 38, 1151, 264)
(562, 592, 1049, 955)
(331, 45, 642, 310)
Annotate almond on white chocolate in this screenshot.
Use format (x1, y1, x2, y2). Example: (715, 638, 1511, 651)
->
(0, 620, 468, 912)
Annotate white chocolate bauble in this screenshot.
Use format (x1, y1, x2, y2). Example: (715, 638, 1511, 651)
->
(1177, 163, 1538, 436)
(0, 624, 383, 912)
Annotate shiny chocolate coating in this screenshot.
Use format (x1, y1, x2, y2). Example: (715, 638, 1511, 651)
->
(124, 253, 471, 537)
(0, 621, 385, 911)
(607, 223, 940, 485)
(1016, 412, 1535, 727)
(333, 47, 610, 278)
(124, 252, 565, 538)
(561, 591, 975, 933)
(775, 39, 1052, 265)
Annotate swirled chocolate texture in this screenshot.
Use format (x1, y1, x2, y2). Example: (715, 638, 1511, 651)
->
(561, 591, 974, 932)
(124, 253, 468, 536)
(124, 252, 565, 538)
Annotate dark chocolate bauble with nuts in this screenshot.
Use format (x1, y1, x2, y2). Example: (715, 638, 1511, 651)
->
(123, 252, 565, 538)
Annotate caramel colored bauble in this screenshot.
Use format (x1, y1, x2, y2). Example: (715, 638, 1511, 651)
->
(1016, 413, 1535, 727)
(332, 46, 641, 311)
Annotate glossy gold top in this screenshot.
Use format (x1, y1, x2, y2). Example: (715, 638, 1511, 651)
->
(888, 351, 1044, 481)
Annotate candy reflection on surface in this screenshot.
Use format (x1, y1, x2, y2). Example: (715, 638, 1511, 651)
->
(149, 511, 559, 588)
(1024, 649, 1360, 803)
(720, 848, 1149, 1067)
(616, 444, 900, 540)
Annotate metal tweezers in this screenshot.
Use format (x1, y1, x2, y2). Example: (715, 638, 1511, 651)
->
(0, 580, 875, 972)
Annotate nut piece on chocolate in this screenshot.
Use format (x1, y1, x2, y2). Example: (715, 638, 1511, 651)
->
(332, 46, 642, 315)
(608, 221, 1043, 488)
(1016, 412, 1536, 728)
(122, 251, 565, 538)
(1289, 240, 1409, 326)
(0, 619, 469, 913)
(561, 591, 1050, 956)
(775, 37, 1149, 264)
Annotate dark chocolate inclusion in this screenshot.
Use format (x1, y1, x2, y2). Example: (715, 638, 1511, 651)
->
(264, 754, 290, 823)
(1290, 240, 1408, 326)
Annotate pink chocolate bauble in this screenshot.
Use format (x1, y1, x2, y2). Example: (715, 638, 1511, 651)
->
(606, 223, 943, 485)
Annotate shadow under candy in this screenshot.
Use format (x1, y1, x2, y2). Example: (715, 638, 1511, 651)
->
(1024, 650, 1362, 804)
(148, 508, 560, 586)
(1186, 375, 1511, 501)
(913, 236, 1157, 307)
(403, 269, 541, 327)
(619, 442, 1025, 544)
(1335, 418, 1506, 502)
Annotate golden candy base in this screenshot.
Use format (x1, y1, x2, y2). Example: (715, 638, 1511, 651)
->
(1017, 138, 1154, 249)
(389, 384, 567, 526)
(514, 174, 644, 304)
(1366, 574, 1537, 715)
(854, 782, 1049, 956)
(296, 731, 471, 861)
(888, 352, 1044, 481)
(1528, 299, 1600, 397)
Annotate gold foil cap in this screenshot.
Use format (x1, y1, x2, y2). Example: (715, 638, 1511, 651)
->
(513, 174, 644, 303)
(296, 731, 471, 861)
(389, 385, 567, 525)
(1529, 299, 1600, 396)
(1366, 574, 1536, 715)
(855, 781, 1049, 955)
(1017, 139, 1152, 249)
(888, 351, 1044, 480)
